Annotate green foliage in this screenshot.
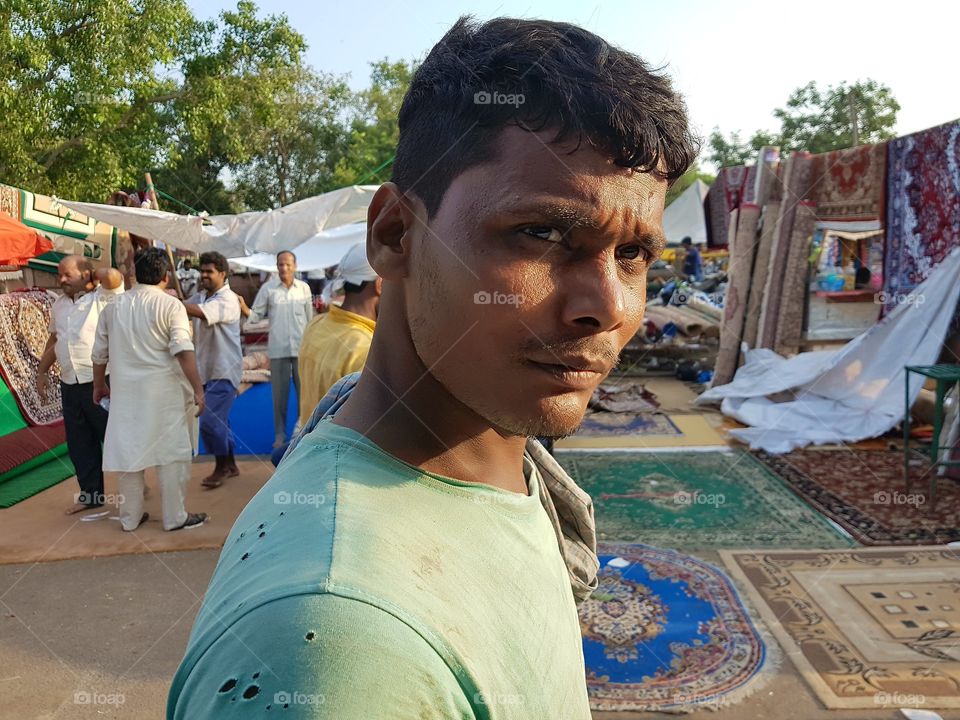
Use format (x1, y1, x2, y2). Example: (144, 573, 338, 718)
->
(708, 79, 899, 168)
(665, 165, 715, 207)
(707, 129, 778, 170)
(775, 80, 900, 154)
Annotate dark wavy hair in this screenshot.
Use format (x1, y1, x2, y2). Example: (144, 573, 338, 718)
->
(134, 247, 170, 285)
(392, 16, 699, 217)
(199, 251, 229, 274)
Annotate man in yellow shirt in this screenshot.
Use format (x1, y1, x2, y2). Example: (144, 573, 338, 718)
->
(297, 243, 380, 425)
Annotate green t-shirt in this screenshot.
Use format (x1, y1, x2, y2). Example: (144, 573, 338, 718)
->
(168, 419, 591, 719)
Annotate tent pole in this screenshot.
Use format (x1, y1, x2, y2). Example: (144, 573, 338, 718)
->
(144, 172, 184, 299)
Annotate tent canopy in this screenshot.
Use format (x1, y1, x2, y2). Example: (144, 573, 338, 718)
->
(228, 223, 367, 273)
(57, 185, 377, 258)
(663, 179, 709, 245)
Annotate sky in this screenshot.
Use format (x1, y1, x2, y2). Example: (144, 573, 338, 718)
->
(190, 0, 959, 154)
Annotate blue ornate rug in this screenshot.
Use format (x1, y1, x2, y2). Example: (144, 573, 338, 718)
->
(580, 543, 774, 712)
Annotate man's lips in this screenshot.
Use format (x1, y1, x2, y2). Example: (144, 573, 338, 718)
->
(527, 359, 609, 390)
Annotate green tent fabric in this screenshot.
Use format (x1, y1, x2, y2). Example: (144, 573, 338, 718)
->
(0, 377, 28, 436)
(0, 444, 74, 508)
(26, 250, 67, 274)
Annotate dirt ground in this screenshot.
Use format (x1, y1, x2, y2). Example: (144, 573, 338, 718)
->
(1, 546, 946, 719)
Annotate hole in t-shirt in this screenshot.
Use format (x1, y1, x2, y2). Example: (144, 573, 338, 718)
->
(252, 672, 260, 679)
(241, 552, 250, 561)
(279, 511, 285, 516)
(258, 523, 265, 530)
(242, 685, 260, 700)
(259, 531, 265, 538)
(305, 631, 316, 641)
(219, 678, 237, 693)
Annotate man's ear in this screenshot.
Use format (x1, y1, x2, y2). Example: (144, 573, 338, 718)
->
(367, 183, 426, 280)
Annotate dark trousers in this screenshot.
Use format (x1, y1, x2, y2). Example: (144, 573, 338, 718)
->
(61, 381, 108, 506)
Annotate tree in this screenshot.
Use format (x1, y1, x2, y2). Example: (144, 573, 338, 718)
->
(775, 80, 900, 154)
(707, 128, 778, 169)
(708, 79, 900, 168)
(328, 59, 416, 189)
(665, 164, 715, 207)
(0, 0, 318, 206)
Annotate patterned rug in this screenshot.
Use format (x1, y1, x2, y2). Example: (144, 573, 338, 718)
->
(555, 414, 726, 450)
(884, 119, 960, 316)
(808, 142, 887, 222)
(721, 547, 960, 709)
(558, 451, 853, 549)
(706, 165, 757, 248)
(0, 290, 62, 425)
(581, 543, 773, 712)
(754, 448, 960, 545)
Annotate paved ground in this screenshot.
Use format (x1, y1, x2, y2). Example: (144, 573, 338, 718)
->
(2, 548, 945, 719)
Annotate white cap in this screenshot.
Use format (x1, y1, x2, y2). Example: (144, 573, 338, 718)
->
(336, 243, 378, 286)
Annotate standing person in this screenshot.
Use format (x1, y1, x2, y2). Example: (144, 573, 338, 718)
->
(238, 250, 313, 447)
(297, 242, 380, 426)
(178, 259, 200, 298)
(183, 251, 243, 489)
(170, 15, 695, 719)
(681, 236, 702, 281)
(37, 257, 124, 514)
(92, 248, 208, 532)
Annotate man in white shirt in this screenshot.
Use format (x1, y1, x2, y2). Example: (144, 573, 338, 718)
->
(92, 248, 208, 532)
(238, 250, 313, 447)
(178, 259, 201, 298)
(183, 251, 243, 489)
(37, 256, 124, 515)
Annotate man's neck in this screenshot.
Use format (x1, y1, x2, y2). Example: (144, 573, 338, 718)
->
(331, 334, 529, 495)
(279, 277, 294, 288)
(339, 295, 377, 322)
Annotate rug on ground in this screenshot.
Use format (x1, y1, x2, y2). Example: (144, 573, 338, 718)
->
(0, 290, 62, 425)
(580, 543, 775, 712)
(754, 448, 960, 545)
(559, 450, 853, 549)
(721, 547, 960, 710)
(555, 414, 725, 450)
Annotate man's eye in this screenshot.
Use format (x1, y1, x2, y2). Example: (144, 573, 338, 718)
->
(617, 244, 645, 261)
(521, 226, 564, 244)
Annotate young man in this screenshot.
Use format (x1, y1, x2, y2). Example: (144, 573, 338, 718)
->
(238, 251, 313, 447)
(681, 236, 703, 281)
(183, 251, 243, 489)
(37, 256, 124, 514)
(296, 242, 380, 426)
(169, 16, 694, 718)
(92, 248, 208, 532)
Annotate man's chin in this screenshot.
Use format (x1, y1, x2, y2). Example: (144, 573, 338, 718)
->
(486, 394, 588, 439)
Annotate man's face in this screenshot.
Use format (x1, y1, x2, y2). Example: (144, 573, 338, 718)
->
(57, 258, 89, 298)
(199, 263, 226, 292)
(404, 127, 667, 438)
(277, 253, 296, 282)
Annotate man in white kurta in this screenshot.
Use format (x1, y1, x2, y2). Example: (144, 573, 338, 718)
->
(91, 248, 208, 532)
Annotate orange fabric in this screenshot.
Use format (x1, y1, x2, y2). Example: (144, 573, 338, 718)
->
(0, 212, 52, 266)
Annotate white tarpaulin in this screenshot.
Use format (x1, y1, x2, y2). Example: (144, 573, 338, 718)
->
(696, 248, 960, 453)
(662, 179, 709, 245)
(56, 185, 377, 258)
(228, 223, 367, 273)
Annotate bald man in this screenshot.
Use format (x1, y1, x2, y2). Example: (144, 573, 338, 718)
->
(38, 257, 124, 514)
